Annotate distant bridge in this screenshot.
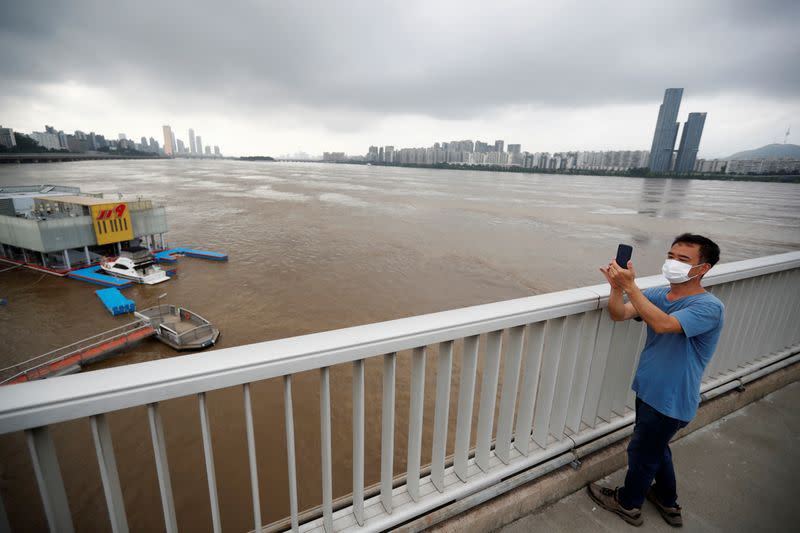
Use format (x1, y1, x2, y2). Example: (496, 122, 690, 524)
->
(0, 153, 162, 164)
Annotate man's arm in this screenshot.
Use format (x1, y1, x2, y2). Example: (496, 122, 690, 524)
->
(625, 285, 683, 334)
(607, 286, 639, 321)
(600, 263, 639, 321)
(604, 259, 683, 334)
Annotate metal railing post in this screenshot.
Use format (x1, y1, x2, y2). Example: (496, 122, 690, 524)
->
(26, 427, 74, 533)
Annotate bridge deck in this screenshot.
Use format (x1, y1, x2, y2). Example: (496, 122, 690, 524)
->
(498, 381, 800, 533)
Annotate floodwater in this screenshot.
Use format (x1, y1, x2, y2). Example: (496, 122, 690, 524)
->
(1, 160, 798, 532)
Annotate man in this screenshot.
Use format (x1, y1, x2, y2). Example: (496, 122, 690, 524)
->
(587, 233, 724, 527)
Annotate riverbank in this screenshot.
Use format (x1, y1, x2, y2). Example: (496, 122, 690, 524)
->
(335, 161, 800, 183)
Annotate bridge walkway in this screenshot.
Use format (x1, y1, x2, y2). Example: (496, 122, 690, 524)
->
(497, 381, 800, 533)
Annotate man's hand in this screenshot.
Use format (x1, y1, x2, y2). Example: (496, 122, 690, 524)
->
(600, 259, 637, 292)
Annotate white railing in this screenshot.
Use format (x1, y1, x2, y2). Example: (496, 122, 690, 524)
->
(0, 252, 798, 533)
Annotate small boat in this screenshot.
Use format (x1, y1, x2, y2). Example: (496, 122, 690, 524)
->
(135, 305, 220, 350)
(100, 247, 169, 285)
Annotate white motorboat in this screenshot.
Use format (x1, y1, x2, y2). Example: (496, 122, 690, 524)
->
(100, 248, 169, 285)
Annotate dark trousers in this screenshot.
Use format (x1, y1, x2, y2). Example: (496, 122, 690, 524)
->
(618, 397, 688, 510)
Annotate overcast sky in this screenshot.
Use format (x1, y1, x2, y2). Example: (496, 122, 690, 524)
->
(1, 0, 798, 158)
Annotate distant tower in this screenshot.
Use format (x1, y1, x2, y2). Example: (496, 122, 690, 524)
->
(785, 126, 791, 144)
(648, 88, 683, 172)
(195, 135, 203, 156)
(674, 112, 707, 173)
(162, 125, 175, 156)
(494, 140, 505, 153)
(189, 128, 196, 154)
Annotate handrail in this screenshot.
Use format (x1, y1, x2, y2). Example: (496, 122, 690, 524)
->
(177, 324, 212, 342)
(1, 251, 797, 434)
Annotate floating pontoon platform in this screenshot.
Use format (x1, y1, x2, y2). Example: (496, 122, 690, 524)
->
(67, 266, 133, 288)
(154, 247, 228, 263)
(95, 288, 136, 315)
(135, 304, 220, 350)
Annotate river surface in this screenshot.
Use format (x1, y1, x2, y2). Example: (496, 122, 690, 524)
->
(1, 160, 798, 531)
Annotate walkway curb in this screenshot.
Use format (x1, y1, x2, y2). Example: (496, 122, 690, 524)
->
(406, 360, 800, 533)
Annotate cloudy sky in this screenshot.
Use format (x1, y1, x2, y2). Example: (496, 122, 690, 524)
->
(1, 0, 798, 158)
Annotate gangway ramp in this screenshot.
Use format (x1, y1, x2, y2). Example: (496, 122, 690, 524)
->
(0, 321, 155, 385)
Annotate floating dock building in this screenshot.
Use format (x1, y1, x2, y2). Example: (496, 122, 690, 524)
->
(0, 185, 168, 272)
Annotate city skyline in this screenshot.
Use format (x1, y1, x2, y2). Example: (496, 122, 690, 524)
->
(1, 1, 798, 157)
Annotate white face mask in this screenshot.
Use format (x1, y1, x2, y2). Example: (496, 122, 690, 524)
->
(662, 259, 705, 284)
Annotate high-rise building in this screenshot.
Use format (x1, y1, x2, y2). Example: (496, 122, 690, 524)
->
(384, 146, 394, 163)
(648, 88, 683, 172)
(189, 128, 196, 154)
(367, 145, 379, 161)
(507, 144, 521, 155)
(213, 145, 221, 156)
(31, 131, 61, 150)
(0, 126, 17, 148)
(204, 146, 211, 155)
(162, 125, 175, 156)
(674, 112, 707, 174)
(494, 140, 505, 153)
(195, 136, 203, 156)
(118, 133, 127, 141)
(87, 132, 98, 150)
(176, 139, 186, 153)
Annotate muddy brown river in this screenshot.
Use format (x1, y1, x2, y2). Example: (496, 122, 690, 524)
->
(1, 160, 798, 531)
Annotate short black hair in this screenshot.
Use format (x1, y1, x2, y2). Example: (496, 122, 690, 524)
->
(671, 233, 720, 266)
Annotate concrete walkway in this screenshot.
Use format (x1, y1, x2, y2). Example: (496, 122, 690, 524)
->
(497, 381, 800, 532)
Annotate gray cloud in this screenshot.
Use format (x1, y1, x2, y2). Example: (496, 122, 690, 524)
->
(3, 0, 799, 117)
(1, 0, 798, 156)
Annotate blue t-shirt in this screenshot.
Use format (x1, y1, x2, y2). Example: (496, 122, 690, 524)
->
(631, 287, 724, 422)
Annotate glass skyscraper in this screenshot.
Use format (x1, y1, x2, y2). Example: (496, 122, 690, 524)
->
(675, 112, 707, 173)
(648, 88, 683, 172)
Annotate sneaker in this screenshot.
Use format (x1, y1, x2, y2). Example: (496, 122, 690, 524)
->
(587, 483, 643, 526)
(646, 486, 683, 527)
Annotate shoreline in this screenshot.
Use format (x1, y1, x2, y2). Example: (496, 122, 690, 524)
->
(339, 161, 800, 183)
(2, 154, 798, 183)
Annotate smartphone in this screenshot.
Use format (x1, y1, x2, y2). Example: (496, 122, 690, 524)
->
(616, 244, 633, 269)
